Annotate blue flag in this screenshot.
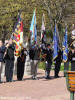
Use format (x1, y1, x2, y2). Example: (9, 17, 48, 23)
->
(63, 27, 68, 62)
(30, 10, 36, 45)
(53, 23, 58, 60)
(34, 15, 37, 44)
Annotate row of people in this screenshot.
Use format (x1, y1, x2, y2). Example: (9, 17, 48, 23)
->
(0, 39, 75, 83)
(0, 39, 27, 82)
(41, 43, 62, 79)
(0, 39, 40, 82)
(41, 43, 75, 78)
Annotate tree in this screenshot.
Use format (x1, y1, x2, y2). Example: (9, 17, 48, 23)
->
(0, 0, 75, 41)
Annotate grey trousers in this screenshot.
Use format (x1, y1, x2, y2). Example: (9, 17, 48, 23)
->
(0, 62, 5, 82)
(5, 60, 14, 82)
(31, 60, 38, 77)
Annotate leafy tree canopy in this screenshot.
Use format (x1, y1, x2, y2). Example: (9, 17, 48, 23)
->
(0, 0, 75, 40)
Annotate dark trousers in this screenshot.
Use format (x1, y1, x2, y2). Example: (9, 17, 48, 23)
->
(64, 61, 69, 76)
(17, 61, 25, 80)
(45, 62, 52, 77)
(5, 60, 14, 82)
(55, 61, 61, 77)
(71, 62, 75, 71)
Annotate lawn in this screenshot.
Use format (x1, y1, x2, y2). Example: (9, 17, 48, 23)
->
(38, 61, 71, 71)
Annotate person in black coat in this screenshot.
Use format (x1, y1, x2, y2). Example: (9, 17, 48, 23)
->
(54, 48, 62, 78)
(45, 44, 53, 79)
(5, 39, 15, 82)
(17, 48, 27, 81)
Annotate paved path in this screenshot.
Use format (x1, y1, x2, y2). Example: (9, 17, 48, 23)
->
(0, 70, 69, 100)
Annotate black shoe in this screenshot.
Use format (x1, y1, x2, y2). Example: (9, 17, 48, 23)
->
(6, 81, 10, 82)
(45, 76, 51, 79)
(54, 76, 59, 78)
(18, 79, 22, 81)
(9, 80, 13, 82)
(6, 80, 13, 82)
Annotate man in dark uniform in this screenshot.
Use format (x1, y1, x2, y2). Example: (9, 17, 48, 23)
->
(45, 44, 53, 79)
(54, 48, 62, 78)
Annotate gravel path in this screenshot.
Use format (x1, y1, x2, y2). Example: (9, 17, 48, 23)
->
(0, 70, 69, 100)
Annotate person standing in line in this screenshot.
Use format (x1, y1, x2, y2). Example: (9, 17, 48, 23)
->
(33, 45, 40, 80)
(54, 48, 62, 78)
(29, 45, 35, 78)
(29, 44, 40, 80)
(0, 40, 6, 83)
(17, 47, 27, 81)
(45, 44, 53, 79)
(4, 39, 15, 82)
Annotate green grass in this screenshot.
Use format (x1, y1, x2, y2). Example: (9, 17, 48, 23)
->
(38, 61, 45, 70)
(38, 61, 71, 71)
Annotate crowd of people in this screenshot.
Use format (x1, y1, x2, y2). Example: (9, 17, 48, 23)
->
(0, 38, 75, 83)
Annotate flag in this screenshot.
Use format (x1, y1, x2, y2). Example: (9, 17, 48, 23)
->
(19, 21, 23, 46)
(41, 13, 45, 41)
(12, 12, 23, 56)
(53, 22, 58, 60)
(62, 27, 68, 62)
(30, 10, 35, 33)
(34, 15, 37, 44)
(30, 10, 37, 45)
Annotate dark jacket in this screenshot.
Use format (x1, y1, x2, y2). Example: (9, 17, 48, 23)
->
(45, 48, 53, 64)
(0, 46, 6, 62)
(29, 46, 40, 60)
(34, 47, 40, 60)
(19, 49, 26, 63)
(29, 48, 35, 60)
(5, 44, 15, 60)
(55, 49, 62, 63)
(69, 51, 75, 63)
